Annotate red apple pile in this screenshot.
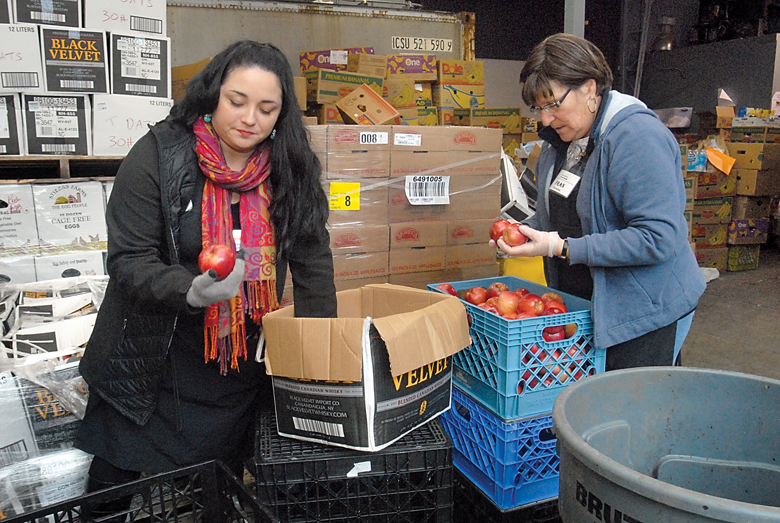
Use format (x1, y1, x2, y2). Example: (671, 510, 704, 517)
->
(519, 343, 591, 392)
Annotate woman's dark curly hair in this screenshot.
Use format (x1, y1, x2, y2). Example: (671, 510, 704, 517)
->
(170, 41, 327, 260)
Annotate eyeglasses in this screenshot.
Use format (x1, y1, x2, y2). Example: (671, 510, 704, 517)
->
(529, 88, 572, 115)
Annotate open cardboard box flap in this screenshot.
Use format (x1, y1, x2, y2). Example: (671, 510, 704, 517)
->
(262, 283, 471, 381)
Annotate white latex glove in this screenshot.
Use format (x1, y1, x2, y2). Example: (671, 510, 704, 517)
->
(490, 224, 563, 258)
(186, 253, 246, 308)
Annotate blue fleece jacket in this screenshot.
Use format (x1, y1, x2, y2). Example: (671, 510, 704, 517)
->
(528, 91, 706, 349)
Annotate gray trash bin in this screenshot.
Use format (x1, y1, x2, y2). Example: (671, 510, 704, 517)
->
(553, 367, 780, 522)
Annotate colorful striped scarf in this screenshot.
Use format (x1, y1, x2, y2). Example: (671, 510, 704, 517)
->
(194, 117, 278, 375)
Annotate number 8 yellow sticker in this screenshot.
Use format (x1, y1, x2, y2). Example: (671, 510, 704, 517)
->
(329, 182, 361, 211)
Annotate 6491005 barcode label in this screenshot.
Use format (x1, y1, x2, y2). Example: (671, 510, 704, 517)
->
(292, 417, 345, 438)
(405, 175, 450, 205)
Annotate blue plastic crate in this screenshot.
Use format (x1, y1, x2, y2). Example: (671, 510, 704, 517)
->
(440, 387, 559, 511)
(428, 276, 605, 419)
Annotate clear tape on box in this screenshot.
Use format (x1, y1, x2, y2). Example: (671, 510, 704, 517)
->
(0, 276, 107, 371)
(0, 448, 92, 519)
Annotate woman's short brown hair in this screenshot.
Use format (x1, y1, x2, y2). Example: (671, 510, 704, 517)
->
(520, 33, 613, 108)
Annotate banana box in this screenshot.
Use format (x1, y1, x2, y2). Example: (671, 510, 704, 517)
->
(433, 84, 485, 110)
(731, 195, 772, 219)
(684, 175, 697, 211)
(691, 222, 728, 249)
(727, 218, 769, 245)
(727, 244, 760, 271)
(692, 197, 733, 224)
(733, 168, 780, 196)
(438, 108, 471, 126)
(415, 81, 433, 107)
(437, 59, 484, 85)
(695, 246, 727, 272)
(347, 53, 387, 78)
(305, 69, 384, 104)
(696, 168, 737, 198)
(383, 75, 417, 109)
(336, 84, 399, 125)
(469, 108, 523, 134)
(395, 107, 419, 126)
(385, 54, 437, 81)
(417, 107, 438, 126)
(312, 103, 345, 124)
(299, 47, 375, 74)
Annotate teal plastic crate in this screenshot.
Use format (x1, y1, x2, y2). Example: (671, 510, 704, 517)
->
(441, 387, 559, 511)
(428, 276, 605, 419)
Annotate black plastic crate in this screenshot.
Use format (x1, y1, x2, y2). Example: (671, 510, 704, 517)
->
(4, 459, 278, 523)
(249, 411, 453, 523)
(453, 469, 561, 523)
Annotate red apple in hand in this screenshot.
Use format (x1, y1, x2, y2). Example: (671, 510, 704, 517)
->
(436, 283, 457, 296)
(465, 286, 488, 305)
(198, 244, 236, 280)
(490, 219, 511, 242)
(496, 290, 520, 316)
(502, 222, 528, 247)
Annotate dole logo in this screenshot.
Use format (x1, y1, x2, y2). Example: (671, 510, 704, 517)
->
(334, 129, 360, 144)
(453, 131, 477, 144)
(334, 233, 361, 248)
(395, 228, 420, 241)
(451, 225, 474, 239)
(442, 62, 464, 74)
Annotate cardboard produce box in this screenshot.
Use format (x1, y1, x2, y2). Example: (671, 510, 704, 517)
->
(445, 242, 497, 270)
(727, 142, 780, 170)
(734, 168, 780, 196)
(437, 59, 484, 85)
(692, 197, 732, 224)
(433, 84, 485, 110)
(695, 169, 736, 198)
(347, 53, 387, 78)
(305, 69, 383, 104)
(299, 47, 374, 75)
(84, 0, 166, 36)
(325, 125, 392, 179)
(695, 246, 727, 272)
(470, 108, 523, 134)
(727, 218, 769, 245)
(328, 224, 389, 254)
(0, 23, 43, 94)
(263, 284, 471, 451)
(324, 181, 388, 227)
(683, 175, 696, 211)
(389, 245, 446, 274)
(438, 108, 471, 126)
(0, 94, 25, 155)
(727, 244, 760, 271)
(731, 195, 772, 219)
(332, 251, 388, 281)
(691, 222, 728, 249)
(336, 84, 399, 125)
(385, 54, 437, 81)
(312, 103, 345, 125)
(389, 221, 448, 249)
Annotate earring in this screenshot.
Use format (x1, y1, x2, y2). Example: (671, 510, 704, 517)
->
(587, 98, 597, 114)
(270, 128, 276, 140)
(203, 114, 211, 123)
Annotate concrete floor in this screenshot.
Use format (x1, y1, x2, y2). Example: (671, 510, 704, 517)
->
(681, 244, 780, 381)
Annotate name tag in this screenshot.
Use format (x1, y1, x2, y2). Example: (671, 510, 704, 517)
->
(549, 169, 581, 199)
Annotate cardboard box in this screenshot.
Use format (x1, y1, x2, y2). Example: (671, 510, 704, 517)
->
(0, 23, 43, 94)
(389, 221, 447, 249)
(0, 371, 36, 466)
(437, 60, 485, 85)
(727, 244, 760, 271)
(328, 224, 389, 254)
(385, 54, 437, 81)
(84, 0, 166, 36)
(416, 107, 438, 126)
(347, 53, 387, 78)
(696, 168, 737, 198)
(32, 181, 108, 253)
(0, 184, 39, 258)
(731, 195, 772, 219)
(433, 84, 485, 110)
(389, 245, 446, 274)
(695, 246, 727, 272)
(299, 47, 374, 75)
(387, 176, 500, 223)
(692, 197, 732, 224)
(171, 56, 210, 105)
(447, 218, 493, 245)
(92, 94, 172, 155)
(445, 242, 497, 270)
(716, 106, 735, 128)
(263, 284, 470, 451)
(324, 181, 388, 226)
(0, 254, 36, 283)
(33, 250, 106, 280)
(294, 76, 306, 111)
(1, 0, 10, 23)
(10, 313, 95, 354)
(40, 27, 109, 94)
(13, 0, 80, 27)
(470, 107, 523, 134)
(306, 70, 384, 105)
(415, 81, 433, 107)
(0, 93, 26, 155)
(727, 142, 780, 170)
(382, 75, 417, 109)
(734, 168, 780, 196)
(311, 103, 345, 125)
(727, 218, 769, 245)
(336, 84, 399, 125)
(691, 222, 728, 249)
(394, 107, 419, 126)
(109, 33, 171, 98)
(388, 264, 499, 290)
(331, 251, 389, 281)
(683, 175, 696, 211)
(22, 94, 91, 155)
(438, 108, 471, 126)
(326, 125, 392, 178)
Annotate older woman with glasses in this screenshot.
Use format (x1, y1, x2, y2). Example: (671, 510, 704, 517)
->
(492, 33, 705, 371)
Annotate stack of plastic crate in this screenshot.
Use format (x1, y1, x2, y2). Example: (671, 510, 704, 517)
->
(248, 410, 454, 523)
(428, 276, 605, 516)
